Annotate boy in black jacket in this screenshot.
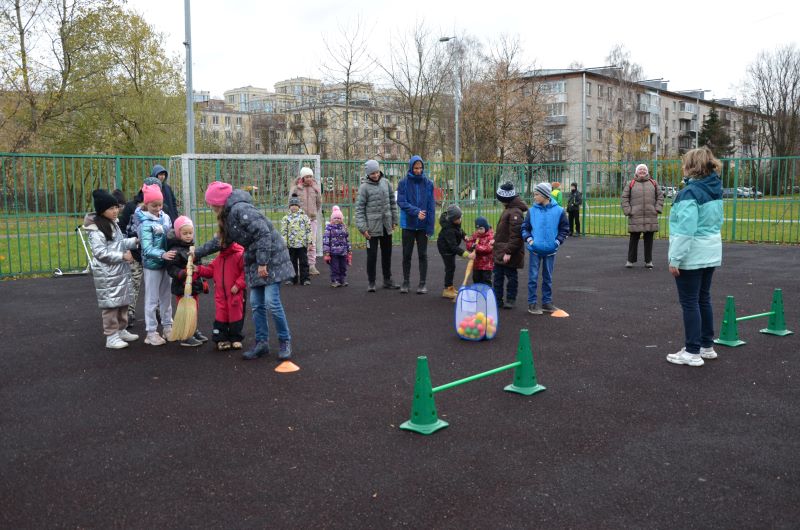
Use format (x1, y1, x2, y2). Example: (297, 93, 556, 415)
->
(437, 205, 475, 299)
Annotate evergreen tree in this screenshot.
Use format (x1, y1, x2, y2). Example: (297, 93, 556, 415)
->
(698, 107, 733, 156)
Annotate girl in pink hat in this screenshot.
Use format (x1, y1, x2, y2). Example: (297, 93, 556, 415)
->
(323, 205, 352, 287)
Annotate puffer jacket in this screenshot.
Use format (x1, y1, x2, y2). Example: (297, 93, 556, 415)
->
(137, 208, 172, 270)
(668, 173, 724, 270)
(436, 213, 467, 257)
(466, 228, 495, 271)
(355, 172, 398, 236)
(323, 222, 351, 256)
(397, 155, 436, 235)
(621, 174, 665, 233)
(521, 201, 569, 256)
(281, 210, 312, 249)
(493, 196, 528, 269)
(84, 213, 138, 308)
(165, 230, 206, 297)
(196, 243, 246, 323)
(289, 177, 322, 220)
(194, 189, 294, 287)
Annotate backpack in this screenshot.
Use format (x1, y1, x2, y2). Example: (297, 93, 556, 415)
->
(629, 178, 658, 191)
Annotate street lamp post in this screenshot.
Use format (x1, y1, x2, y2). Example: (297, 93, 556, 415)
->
(439, 36, 461, 205)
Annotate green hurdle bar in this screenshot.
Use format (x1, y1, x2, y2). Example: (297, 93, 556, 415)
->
(715, 289, 793, 347)
(399, 329, 546, 435)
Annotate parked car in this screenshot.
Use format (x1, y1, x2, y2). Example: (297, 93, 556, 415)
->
(737, 187, 751, 198)
(659, 186, 677, 198)
(722, 188, 736, 198)
(750, 188, 763, 198)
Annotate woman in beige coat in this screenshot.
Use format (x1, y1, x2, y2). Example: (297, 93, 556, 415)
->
(621, 163, 665, 268)
(289, 167, 322, 274)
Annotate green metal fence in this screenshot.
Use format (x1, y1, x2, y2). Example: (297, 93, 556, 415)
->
(1, 152, 798, 278)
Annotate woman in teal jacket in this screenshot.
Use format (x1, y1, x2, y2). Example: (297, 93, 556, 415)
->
(666, 147, 724, 367)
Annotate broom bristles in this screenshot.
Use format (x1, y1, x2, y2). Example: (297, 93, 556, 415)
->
(169, 250, 198, 341)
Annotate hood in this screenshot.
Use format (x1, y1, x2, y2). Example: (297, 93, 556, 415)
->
(532, 200, 557, 212)
(475, 227, 494, 239)
(682, 172, 723, 201)
(225, 189, 253, 210)
(438, 211, 457, 228)
(506, 195, 528, 212)
(220, 242, 244, 257)
(150, 164, 168, 181)
(406, 155, 425, 179)
(83, 212, 98, 229)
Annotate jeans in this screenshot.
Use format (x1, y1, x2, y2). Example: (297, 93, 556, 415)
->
(674, 267, 715, 354)
(493, 264, 518, 303)
(527, 253, 556, 305)
(402, 229, 428, 285)
(366, 231, 394, 283)
(628, 231, 654, 263)
(249, 282, 291, 344)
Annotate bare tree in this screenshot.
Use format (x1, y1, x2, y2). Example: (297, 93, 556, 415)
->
(379, 21, 450, 159)
(321, 16, 375, 159)
(605, 44, 646, 162)
(743, 44, 800, 158)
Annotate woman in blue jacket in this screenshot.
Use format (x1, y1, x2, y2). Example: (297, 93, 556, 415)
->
(397, 155, 435, 294)
(666, 147, 724, 367)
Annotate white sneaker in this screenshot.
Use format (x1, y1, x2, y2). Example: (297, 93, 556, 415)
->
(105, 332, 129, 349)
(666, 348, 704, 366)
(625, 261, 634, 268)
(700, 346, 718, 359)
(162, 326, 174, 341)
(145, 332, 166, 346)
(118, 329, 139, 342)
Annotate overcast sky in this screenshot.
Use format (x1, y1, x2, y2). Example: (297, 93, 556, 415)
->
(127, 0, 797, 102)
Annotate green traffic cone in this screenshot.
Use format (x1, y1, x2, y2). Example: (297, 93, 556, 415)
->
(715, 295, 746, 347)
(505, 329, 546, 396)
(399, 356, 449, 435)
(761, 288, 794, 336)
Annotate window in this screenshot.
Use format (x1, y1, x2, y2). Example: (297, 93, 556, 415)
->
(236, 117, 242, 126)
(212, 115, 219, 125)
(547, 102, 566, 116)
(293, 113, 301, 124)
(224, 116, 231, 126)
(200, 116, 206, 125)
(586, 149, 592, 161)
(227, 95, 235, 104)
(586, 105, 591, 119)
(384, 115, 392, 125)
(586, 128, 592, 141)
(586, 81, 592, 96)
(225, 131, 232, 140)
(598, 129, 603, 141)
(373, 129, 379, 140)
(236, 132, 242, 142)
(598, 85, 604, 98)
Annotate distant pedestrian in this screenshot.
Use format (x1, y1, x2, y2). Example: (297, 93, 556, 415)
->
(355, 159, 400, 292)
(566, 182, 582, 236)
(550, 182, 563, 207)
(397, 155, 435, 294)
(621, 163, 664, 268)
(666, 147, 724, 367)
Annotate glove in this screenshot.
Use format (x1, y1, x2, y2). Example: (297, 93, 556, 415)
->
(202, 279, 209, 294)
(324, 254, 331, 264)
(461, 251, 470, 259)
(347, 253, 353, 265)
(525, 238, 534, 252)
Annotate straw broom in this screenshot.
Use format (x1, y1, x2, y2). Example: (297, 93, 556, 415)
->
(169, 246, 197, 341)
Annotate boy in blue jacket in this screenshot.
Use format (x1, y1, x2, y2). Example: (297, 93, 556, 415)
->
(521, 182, 569, 315)
(397, 155, 435, 294)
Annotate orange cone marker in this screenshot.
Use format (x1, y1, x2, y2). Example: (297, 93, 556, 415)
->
(275, 361, 300, 373)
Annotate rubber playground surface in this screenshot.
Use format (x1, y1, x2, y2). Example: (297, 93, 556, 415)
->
(2, 237, 798, 528)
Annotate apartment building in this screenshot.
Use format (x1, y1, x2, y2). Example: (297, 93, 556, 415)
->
(196, 99, 253, 152)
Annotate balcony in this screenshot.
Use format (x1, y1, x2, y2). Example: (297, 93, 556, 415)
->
(290, 122, 304, 131)
(382, 122, 397, 130)
(545, 115, 568, 125)
(311, 118, 328, 128)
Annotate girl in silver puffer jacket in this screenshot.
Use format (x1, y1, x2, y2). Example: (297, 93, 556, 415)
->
(85, 190, 140, 349)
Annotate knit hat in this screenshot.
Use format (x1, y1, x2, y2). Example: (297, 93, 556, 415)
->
(446, 204, 462, 222)
(475, 216, 490, 230)
(174, 215, 193, 233)
(299, 167, 314, 179)
(551, 182, 561, 189)
(496, 181, 517, 202)
(289, 193, 301, 207)
(330, 205, 344, 222)
(365, 159, 380, 175)
(205, 181, 233, 206)
(142, 183, 163, 204)
(93, 189, 118, 214)
(143, 176, 162, 189)
(534, 182, 552, 200)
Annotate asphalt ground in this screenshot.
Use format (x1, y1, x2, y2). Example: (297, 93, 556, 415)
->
(1, 236, 799, 529)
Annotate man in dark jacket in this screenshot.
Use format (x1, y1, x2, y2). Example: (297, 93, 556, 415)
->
(493, 181, 528, 309)
(567, 182, 583, 236)
(397, 155, 435, 294)
(151, 164, 179, 223)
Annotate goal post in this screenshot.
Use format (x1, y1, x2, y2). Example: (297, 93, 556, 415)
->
(169, 153, 323, 255)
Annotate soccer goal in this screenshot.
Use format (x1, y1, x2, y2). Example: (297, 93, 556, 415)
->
(169, 153, 323, 255)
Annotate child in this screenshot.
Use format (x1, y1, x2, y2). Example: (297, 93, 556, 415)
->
(84, 189, 140, 349)
(281, 194, 313, 286)
(136, 182, 176, 345)
(323, 205, 352, 288)
(521, 182, 569, 315)
(436, 205, 474, 299)
(196, 242, 247, 351)
(465, 217, 495, 286)
(493, 181, 528, 309)
(165, 216, 210, 347)
(194, 181, 296, 361)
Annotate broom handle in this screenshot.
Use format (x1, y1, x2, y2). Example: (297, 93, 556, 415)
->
(183, 246, 194, 297)
(462, 258, 474, 287)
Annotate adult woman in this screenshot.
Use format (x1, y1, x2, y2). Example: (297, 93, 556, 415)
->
(621, 163, 665, 268)
(289, 167, 322, 275)
(195, 182, 296, 361)
(355, 159, 399, 292)
(665, 147, 724, 366)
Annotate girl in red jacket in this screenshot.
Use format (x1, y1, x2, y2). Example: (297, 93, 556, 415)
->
(196, 243, 246, 350)
(465, 217, 495, 286)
